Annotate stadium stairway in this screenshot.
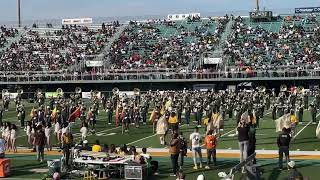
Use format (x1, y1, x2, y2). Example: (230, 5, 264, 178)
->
(93, 24, 128, 68)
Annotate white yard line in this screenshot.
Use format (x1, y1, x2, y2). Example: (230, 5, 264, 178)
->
(292, 112, 320, 140)
(74, 126, 121, 140)
(128, 124, 185, 145)
(127, 134, 158, 145)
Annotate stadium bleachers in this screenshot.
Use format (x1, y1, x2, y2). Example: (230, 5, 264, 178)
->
(108, 17, 229, 70)
(0, 23, 119, 71)
(223, 14, 320, 69)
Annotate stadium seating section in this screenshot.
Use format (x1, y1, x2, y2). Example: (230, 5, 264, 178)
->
(0, 14, 320, 73)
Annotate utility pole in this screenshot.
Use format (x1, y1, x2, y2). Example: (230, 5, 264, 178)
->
(17, 0, 21, 27)
(256, 0, 260, 11)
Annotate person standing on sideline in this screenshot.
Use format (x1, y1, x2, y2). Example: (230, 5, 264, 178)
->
(169, 133, 181, 176)
(204, 130, 217, 169)
(277, 127, 291, 170)
(33, 126, 46, 162)
(178, 132, 187, 170)
(237, 117, 249, 163)
(189, 127, 203, 170)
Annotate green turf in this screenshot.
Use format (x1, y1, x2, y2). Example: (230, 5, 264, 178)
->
(1, 100, 320, 151)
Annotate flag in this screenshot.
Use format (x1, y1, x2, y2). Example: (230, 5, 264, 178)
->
(30, 107, 35, 118)
(149, 110, 157, 122)
(275, 113, 291, 132)
(51, 107, 57, 121)
(240, 111, 249, 123)
(316, 120, 320, 139)
(68, 107, 81, 122)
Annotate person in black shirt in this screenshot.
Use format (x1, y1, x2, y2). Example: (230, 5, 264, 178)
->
(277, 127, 291, 170)
(237, 117, 249, 163)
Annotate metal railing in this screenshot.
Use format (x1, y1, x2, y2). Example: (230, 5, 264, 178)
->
(0, 69, 319, 83)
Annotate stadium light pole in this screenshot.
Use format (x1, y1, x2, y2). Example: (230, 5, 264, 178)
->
(17, 0, 21, 27)
(256, 0, 260, 11)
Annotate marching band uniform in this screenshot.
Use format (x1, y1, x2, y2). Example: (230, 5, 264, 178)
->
(185, 103, 191, 125)
(106, 101, 113, 125)
(297, 105, 304, 123)
(309, 103, 317, 124)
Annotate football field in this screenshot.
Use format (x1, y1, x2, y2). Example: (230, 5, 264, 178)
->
(2, 100, 320, 179)
(3, 100, 320, 151)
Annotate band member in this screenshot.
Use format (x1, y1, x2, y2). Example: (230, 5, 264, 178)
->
(87, 108, 96, 131)
(133, 106, 140, 128)
(309, 103, 317, 124)
(3, 96, 9, 111)
(0, 105, 3, 126)
(185, 103, 191, 126)
(80, 107, 86, 124)
(156, 115, 168, 145)
(106, 101, 113, 125)
(122, 107, 130, 133)
(101, 94, 107, 110)
(17, 105, 25, 128)
(141, 105, 148, 125)
(195, 102, 203, 127)
(272, 104, 277, 120)
(296, 104, 304, 123)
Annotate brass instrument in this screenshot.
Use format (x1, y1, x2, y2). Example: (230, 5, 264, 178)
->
(112, 87, 119, 95)
(56, 88, 64, 97)
(133, 88, 140, 96)
(75, 87, 82, 94)
(296, 86, 304, 94)
(280, 84, 287, 92)
(17, 89, 23, 95)
(258, 86, 266, 93)
(2, 89, 8, 95)
(36, 89, 43, 98)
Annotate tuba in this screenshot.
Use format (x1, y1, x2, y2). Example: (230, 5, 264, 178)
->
(17, 89, 23, 95)
(258, 86, 266, 93)
(36, 89, 43, 98)
(2, 89, 8, 95)
(56, 88, 64, 97)
(133, 88, 140, 96)
(112, 87, 119, 95)
(75, 87, 82, 94)
(280, 84, 287, 92)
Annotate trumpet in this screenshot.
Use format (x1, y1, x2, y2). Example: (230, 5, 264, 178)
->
(133, 88, 140, 96)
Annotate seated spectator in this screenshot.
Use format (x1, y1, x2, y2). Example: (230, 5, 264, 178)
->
(92, 140, 102, 152)
(140, 147, 159, 174)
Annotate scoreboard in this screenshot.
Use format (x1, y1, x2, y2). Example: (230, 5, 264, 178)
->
(249, 11, 273, 21)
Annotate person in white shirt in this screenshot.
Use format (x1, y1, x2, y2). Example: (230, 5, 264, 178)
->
(54, 121, 61, 143)
(10, 124, 17, 153)
(80, 122, 88, 141)
(189, 127, 203, 169)
(45, 123, 52, 151)
(25, 121, 33, 146)
(4, 122, 11, 151)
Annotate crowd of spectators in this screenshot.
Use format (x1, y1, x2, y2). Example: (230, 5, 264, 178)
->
(0, 26, 19, 49)
(0, 23, 119, 71)
(223, 14, 320, 72)
(108, 15, 229, 70)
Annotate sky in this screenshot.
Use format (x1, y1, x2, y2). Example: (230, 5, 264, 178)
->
(0, 0, 319, 22)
